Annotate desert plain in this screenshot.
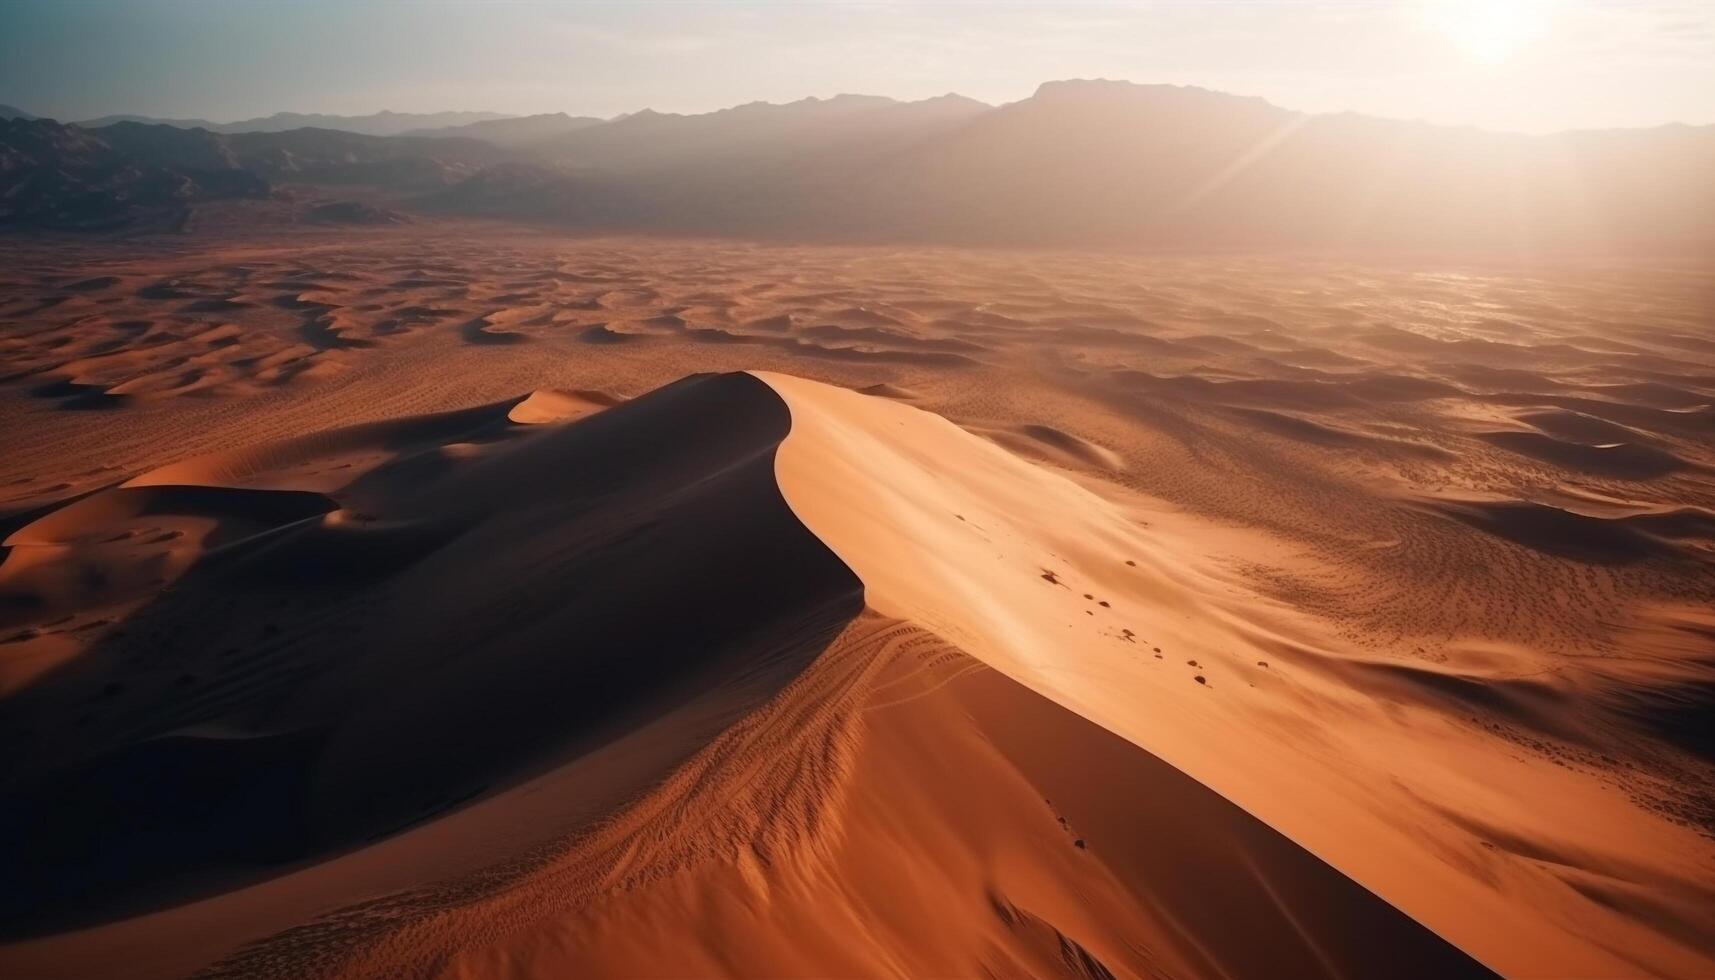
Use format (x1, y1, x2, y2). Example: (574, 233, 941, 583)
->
(0, 222, 1712, 978)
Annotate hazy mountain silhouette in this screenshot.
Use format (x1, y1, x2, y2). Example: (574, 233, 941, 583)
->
(428, 92, 996, 232)
(217, 128, 507, 186)
(6, 80, 1711, 251)
(832, 80, 1715, 250)
(72, 113, 223, 131)
(525, 94, 991, 173)
(0, 118, 509, 227)
(72, 109, 513, 137)
(85, 121, 506, 182)
(404, 113, 606, 147)
(0, 104, 38, 121)
(0, 118, 266, 229)
(91, 121, 243, 171)
(436, 80, 1715, 253)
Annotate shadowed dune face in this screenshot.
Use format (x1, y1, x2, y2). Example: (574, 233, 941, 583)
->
(0, 373, 863, 934)
(1475, 429, 1691, 479)
(205, 618, 1486, 980)
(0, 372, 1492, 980)
(1, 231, 1714, 978)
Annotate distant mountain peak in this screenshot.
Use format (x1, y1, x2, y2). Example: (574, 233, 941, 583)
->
(1032, 77, 1180, 96)
(716, 94, 899, 117)
(66, 109, 515, 138)
(917, 93, 988, 107)
(401, 112, 606, 146)
(1030, 78, 1276, 108)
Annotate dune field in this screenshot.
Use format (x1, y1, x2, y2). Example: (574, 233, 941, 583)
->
(1, 227, 1713, 978)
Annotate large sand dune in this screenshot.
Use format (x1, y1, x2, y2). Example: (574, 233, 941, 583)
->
(2, 230, 1713, 978)
(0, 371, 1485, 979)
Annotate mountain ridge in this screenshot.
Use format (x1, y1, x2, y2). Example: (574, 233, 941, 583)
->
(4, 79, 1711, 251)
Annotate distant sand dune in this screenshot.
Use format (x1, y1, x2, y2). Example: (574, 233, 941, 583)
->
(976, 422, 1128, 471)
(1428, 498, 1711, 564)
(1477, 429, 1692, 479)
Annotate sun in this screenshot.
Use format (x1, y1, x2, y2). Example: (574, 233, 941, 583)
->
(1433, 0, 1550, 65)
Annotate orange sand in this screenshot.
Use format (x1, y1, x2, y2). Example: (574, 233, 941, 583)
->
(2, 230, 1712, 978)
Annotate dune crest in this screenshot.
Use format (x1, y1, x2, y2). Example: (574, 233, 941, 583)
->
(758, 371, 1715, 978)
(218, 615, 1478, 980)
(2, 363, 1712, 978)
(0, 371, 1486, 980)
(0, 374, 863, 951)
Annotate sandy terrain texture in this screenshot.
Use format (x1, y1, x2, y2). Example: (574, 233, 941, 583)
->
(1, 226, 1712, 978)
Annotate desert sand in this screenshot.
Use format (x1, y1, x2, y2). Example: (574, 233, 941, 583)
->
(1, 226, 1713, 978)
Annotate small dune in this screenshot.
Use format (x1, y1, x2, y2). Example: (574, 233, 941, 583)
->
(1429, 498, 1687, 563)
(26, 378, 129, 410)
(62, 276, 122, 293)
(982, 423, 1126, 471)
(577, 323, 637, 343)
(1515, 408, 1645, 444)
(1230, 406, 1452, 458)
(799, 322, 986, 354)
(298, 311, 376, 351)
(506, 388, 622, 424)
(857, 382, 924, 401)
(1478, 430, 1690, 479)
(460, 315, 528, 345)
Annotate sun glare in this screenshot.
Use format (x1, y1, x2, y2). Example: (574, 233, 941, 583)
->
(1433, 0, 1550, 65)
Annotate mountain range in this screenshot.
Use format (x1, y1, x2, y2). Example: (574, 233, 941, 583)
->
(0, 116, 504, 229)
(3, 81, 1711, 251)
(56, 109, 511, 137)
(402, 113, 607, 146)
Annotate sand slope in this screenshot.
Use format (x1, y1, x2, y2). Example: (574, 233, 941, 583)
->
(222, 617, 1478, 980)
(2, 370, 1494, 980)
(763, 372, 1715, 978)
(3, 233, 1714, 979)
(0, 374, 862, 942)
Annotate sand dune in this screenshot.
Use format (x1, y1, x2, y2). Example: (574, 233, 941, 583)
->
(3, 232, 1714, 978)
(1, 372, 1485, 979)
(210, 617, 1479, 980)
(1428, 497, 1713, 564)
(763, 372, 1715, 977)
(973, 422, 1127, 472)
(1, 375, 863, 941)
(1476, 429, 1692, 479)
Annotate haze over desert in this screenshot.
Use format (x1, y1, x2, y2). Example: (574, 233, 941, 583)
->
(3, 1, 1714, 978)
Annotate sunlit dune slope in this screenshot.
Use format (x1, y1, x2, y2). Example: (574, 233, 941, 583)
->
(339, 616, 1485, 980)
(1, 370, 1711, 979)
(1, 371, 1481, 980)
(761, 371, 1715, 979)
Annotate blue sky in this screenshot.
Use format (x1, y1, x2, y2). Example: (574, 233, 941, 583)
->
(3, 0, 1711, 132)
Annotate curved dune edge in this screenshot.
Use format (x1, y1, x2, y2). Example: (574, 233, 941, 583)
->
(756, 370, 1715, 979)
(224, 614, 1481, 980)
(3, 370, 1478, 980)
(0, 374, 866, 967)
(0, 372, 1709, 979)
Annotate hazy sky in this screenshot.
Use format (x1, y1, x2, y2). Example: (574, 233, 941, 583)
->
(3, 0, 1711, 132)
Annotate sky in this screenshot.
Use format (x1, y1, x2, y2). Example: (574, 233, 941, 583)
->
(2, 0, 1712, 133)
